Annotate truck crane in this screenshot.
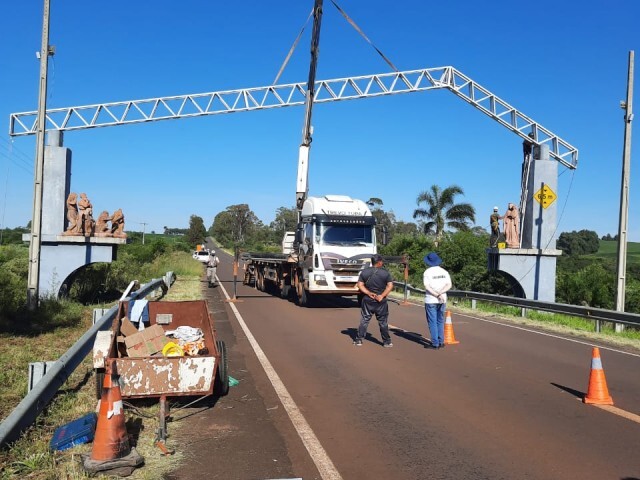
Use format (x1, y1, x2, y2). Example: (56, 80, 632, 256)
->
(242, 0, 378, 306)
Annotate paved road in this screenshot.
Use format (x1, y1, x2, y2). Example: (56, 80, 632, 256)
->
(169, 248, 640, 480)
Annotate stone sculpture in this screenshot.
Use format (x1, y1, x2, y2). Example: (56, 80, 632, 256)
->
(61, 192, 125, 238)
(77, 193, 95, 237)
(111, 208, 126, 238)
(95, 210, 112, 236)
(63, 193, 79, 235)
(503, 203, 520, 248)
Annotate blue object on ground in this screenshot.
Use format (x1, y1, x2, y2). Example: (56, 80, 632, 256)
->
(50, 412, 98, 451)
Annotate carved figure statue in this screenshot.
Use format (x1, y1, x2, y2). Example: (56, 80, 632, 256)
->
(77, 193, 94, 237)
(95, 210, 112, 236)
(111, 208, 126, 238)
(503, 203, 520, 248)
(63, 192, 79, 235)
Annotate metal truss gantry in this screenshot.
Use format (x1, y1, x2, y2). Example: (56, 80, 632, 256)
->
(9, 66, 578, 169)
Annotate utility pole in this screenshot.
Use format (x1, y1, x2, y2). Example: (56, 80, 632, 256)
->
(615, 50, 634, 316)
(140, 222, 148, 245)
(27, 0, 53, 310)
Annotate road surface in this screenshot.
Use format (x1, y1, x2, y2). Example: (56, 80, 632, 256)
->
(167, 249, 640, 480)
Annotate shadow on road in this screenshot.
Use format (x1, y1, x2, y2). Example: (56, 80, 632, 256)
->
(550, 382, 585, 400)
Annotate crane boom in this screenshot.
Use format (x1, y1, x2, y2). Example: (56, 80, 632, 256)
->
(9, 66, 578, 169)
(296, 0, 324, 211)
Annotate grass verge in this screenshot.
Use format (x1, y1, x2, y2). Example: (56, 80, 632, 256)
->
(0, 253, 203, 479)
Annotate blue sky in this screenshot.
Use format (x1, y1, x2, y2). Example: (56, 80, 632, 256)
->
(0, 0, 638, 241)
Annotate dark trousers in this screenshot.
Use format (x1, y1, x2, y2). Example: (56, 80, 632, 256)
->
(357, 297, 391, 343)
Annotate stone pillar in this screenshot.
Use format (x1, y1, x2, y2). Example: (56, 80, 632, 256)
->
(521, 144, 558, 249)
(486, 143, 562, 302)
(42, 130, 71, 235)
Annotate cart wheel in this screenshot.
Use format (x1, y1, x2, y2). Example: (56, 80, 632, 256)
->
(95, 369, 105, 400)
(214, 340, 229, 397)
(280, 283, 291, 299)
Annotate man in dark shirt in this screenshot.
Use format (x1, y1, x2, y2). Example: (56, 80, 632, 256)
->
(354, 254, 394, 347)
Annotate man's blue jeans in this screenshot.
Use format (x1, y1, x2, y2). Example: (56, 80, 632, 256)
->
(425, 302, 446, 347)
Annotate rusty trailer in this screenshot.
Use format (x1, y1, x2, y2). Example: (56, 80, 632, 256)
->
(93, 300, 229, 445)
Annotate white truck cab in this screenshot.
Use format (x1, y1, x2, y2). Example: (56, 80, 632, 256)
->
(295, 195, 376, 294)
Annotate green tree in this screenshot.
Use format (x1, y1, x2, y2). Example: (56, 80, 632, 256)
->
(412, 184, 476, 246)
(186, 215, 207, 246)
(557, 230, 600, 256)
(269, 206, 298, 243)
(211, 204, 261, 247)
(556, 262, 615, 309)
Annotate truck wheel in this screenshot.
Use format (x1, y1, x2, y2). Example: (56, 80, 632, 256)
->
(214, 340, 229, 397)
(297, 288, 315, 307)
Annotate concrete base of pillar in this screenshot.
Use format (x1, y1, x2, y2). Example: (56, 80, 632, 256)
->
(23, 234, 127, 299)
(487, 248, 562, 302)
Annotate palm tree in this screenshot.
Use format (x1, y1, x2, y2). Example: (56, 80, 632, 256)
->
(412, 184, 476, 246)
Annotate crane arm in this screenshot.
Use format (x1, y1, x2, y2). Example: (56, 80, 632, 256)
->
(9, 66, 578, 169)
(296, 0, 323, 211)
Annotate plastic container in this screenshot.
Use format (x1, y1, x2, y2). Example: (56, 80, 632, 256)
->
(50, 412, 97, 451)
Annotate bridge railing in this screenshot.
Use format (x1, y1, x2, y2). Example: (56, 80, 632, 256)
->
(392, 281, 640, 329)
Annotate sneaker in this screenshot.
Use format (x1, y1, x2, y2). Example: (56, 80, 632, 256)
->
(353, 339, 363, 346)
(383, 342, 393, 348)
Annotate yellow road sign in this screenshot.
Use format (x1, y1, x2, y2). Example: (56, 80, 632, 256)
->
(533, 185, 557, 208)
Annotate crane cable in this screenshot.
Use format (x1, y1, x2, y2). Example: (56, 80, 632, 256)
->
(329, 0, 399, 73)
(272, 8, 314, 85)
(273, 0, 399, 87)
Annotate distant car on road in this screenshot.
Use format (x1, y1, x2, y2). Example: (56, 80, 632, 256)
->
(194, 250, 211, 263)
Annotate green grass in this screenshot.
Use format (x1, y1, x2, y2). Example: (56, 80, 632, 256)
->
(0, 251, 202, 479)
(591, 240, 640, 264)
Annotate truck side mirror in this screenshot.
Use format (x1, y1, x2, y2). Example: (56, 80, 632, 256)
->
(295, 228, 303, 244)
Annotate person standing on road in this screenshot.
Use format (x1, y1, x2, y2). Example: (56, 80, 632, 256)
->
(423, 252, 452, 349)
(354, 254, 394, 348)
(207, 250, 220, 288)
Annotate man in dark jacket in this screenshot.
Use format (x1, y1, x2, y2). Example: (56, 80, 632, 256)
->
(354, 254, 394, 347)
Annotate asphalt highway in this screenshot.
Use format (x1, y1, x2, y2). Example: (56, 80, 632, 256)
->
(168, 249, 640, 480)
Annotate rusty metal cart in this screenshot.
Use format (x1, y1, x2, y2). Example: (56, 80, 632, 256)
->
(93, 300, 229, 448)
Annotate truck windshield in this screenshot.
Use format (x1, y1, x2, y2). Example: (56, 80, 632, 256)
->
(319, 224, 373, 246)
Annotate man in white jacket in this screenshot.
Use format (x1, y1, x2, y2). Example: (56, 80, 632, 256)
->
(423, 252, 452, 349)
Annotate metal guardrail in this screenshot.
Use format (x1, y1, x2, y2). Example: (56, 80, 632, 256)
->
(0, 272, 176, 448)
(393, 281, 640, 328)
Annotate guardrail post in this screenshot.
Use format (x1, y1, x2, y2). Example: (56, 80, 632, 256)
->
(521, 307, 527, 317)
(595, 320, 601, 333)
(471, 299, 477, 310)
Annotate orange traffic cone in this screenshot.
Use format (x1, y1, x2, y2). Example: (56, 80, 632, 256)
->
(83, 359, 144, 476)
(443, 310, 460, 345)
(583, 347, 614, 405)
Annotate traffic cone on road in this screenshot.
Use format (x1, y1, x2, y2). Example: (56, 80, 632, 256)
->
(443, 310, 460, 345)
(583, 347, 614, 405)
(83, 360, 144, 476)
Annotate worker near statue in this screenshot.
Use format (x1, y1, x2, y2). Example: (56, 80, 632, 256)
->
(353, 254, 394, 348)
(489, 206, 502, 247)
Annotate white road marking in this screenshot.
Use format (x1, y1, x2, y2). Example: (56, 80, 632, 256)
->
(218, 282, 343, 480)
(453, 311, 640, 358)
(391, 303, 640, 423)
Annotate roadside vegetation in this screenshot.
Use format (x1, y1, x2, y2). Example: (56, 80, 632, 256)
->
(0, 234, 202, 479)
